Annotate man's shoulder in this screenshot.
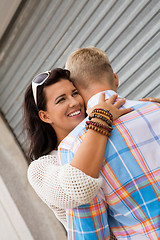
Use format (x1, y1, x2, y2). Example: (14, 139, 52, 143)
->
(59, 118, 88, 150)
(58, 118, 87, 165)
(116, 100, 160, 125)
(131, 101, 160, 115)
(124, 98, 160, 112)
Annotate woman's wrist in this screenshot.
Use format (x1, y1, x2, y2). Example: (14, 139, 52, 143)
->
(86, 108, 113, 137)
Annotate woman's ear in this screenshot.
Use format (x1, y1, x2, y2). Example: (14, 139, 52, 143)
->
(38, 110, 52, 124)
(114, 73, 119, 89)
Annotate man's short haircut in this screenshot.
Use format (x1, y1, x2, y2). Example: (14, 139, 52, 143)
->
(65, 47, 114, 89)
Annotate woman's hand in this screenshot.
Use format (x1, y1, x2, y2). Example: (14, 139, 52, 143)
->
(139, 97, 160, 103)
(87, 93, 133, 121)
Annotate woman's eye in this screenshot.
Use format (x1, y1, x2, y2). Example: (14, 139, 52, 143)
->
(72, 91, 79, 96)
(56, 98, 65, 104)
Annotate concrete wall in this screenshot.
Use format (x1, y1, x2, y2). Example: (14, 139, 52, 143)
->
(0, 114, 66, 240)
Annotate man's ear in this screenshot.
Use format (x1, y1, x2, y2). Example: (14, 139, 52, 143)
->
(38, 110, 52, 124)
(114, 73, 119, 89)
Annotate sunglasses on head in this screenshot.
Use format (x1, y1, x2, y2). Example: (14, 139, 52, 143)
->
(32, 71, 51, 105)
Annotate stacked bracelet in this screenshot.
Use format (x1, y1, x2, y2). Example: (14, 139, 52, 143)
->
(86, 108, 113, 136)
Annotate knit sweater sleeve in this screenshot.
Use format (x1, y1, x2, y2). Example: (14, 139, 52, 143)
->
(27, 154, 102, 209)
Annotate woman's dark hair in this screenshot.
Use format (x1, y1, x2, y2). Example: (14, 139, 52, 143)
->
(24, 68, 71, 162)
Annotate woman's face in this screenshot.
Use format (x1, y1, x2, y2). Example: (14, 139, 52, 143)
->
(40, 79, 85, 142)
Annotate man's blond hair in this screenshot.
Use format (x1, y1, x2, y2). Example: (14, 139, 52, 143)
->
(65, 47, 114, 89)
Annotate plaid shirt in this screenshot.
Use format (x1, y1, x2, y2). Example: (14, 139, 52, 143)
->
(58, 90, 160, 240)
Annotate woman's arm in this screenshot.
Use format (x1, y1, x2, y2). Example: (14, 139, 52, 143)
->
(139, 97, 160, 103)
(70, 93, 133, 178)
(28, 155, 102, 209)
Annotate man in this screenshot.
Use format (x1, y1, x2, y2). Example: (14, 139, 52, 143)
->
(58, 47, 160, 239)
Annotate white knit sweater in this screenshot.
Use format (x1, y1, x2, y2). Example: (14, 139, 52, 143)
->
(27, 150, 102, 228)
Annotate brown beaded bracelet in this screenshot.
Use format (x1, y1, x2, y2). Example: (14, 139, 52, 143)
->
(86, 120, 113, 132)
(86, 124, 111, 136)
(89, 113, 112, 126)
(92, 112, 112, 125)
(92, 108, 113, 121)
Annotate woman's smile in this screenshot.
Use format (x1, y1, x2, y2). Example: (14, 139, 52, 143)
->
(67, 109, 82, 117)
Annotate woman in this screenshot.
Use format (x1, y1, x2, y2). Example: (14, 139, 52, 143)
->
(24, 68, 133, 234)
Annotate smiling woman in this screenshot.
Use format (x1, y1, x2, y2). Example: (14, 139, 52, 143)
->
(38, 79, 85, 147)
(24, 68, 131, 236)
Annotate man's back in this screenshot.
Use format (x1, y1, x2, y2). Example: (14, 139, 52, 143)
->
(58, 91, 160, 239)
(101, 100, 160, 239)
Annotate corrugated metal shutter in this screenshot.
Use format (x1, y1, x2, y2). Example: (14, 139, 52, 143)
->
(0, 0, 159, 155)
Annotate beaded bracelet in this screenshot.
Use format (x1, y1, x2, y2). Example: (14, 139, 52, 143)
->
(86, 124, 111, 136)
(87, 108, 114, 136)
(92, 108, 113, 118)
(89, 113, 112, 126)
(86, 120, 113, 132)
(90, 112, 112, 126)
(92, 108, 113, 121)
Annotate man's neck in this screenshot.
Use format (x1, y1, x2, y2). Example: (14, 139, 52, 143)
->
(80, 84, 117, 107)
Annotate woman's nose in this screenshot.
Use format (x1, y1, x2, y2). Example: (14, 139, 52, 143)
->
(68, 97, 79, 107)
